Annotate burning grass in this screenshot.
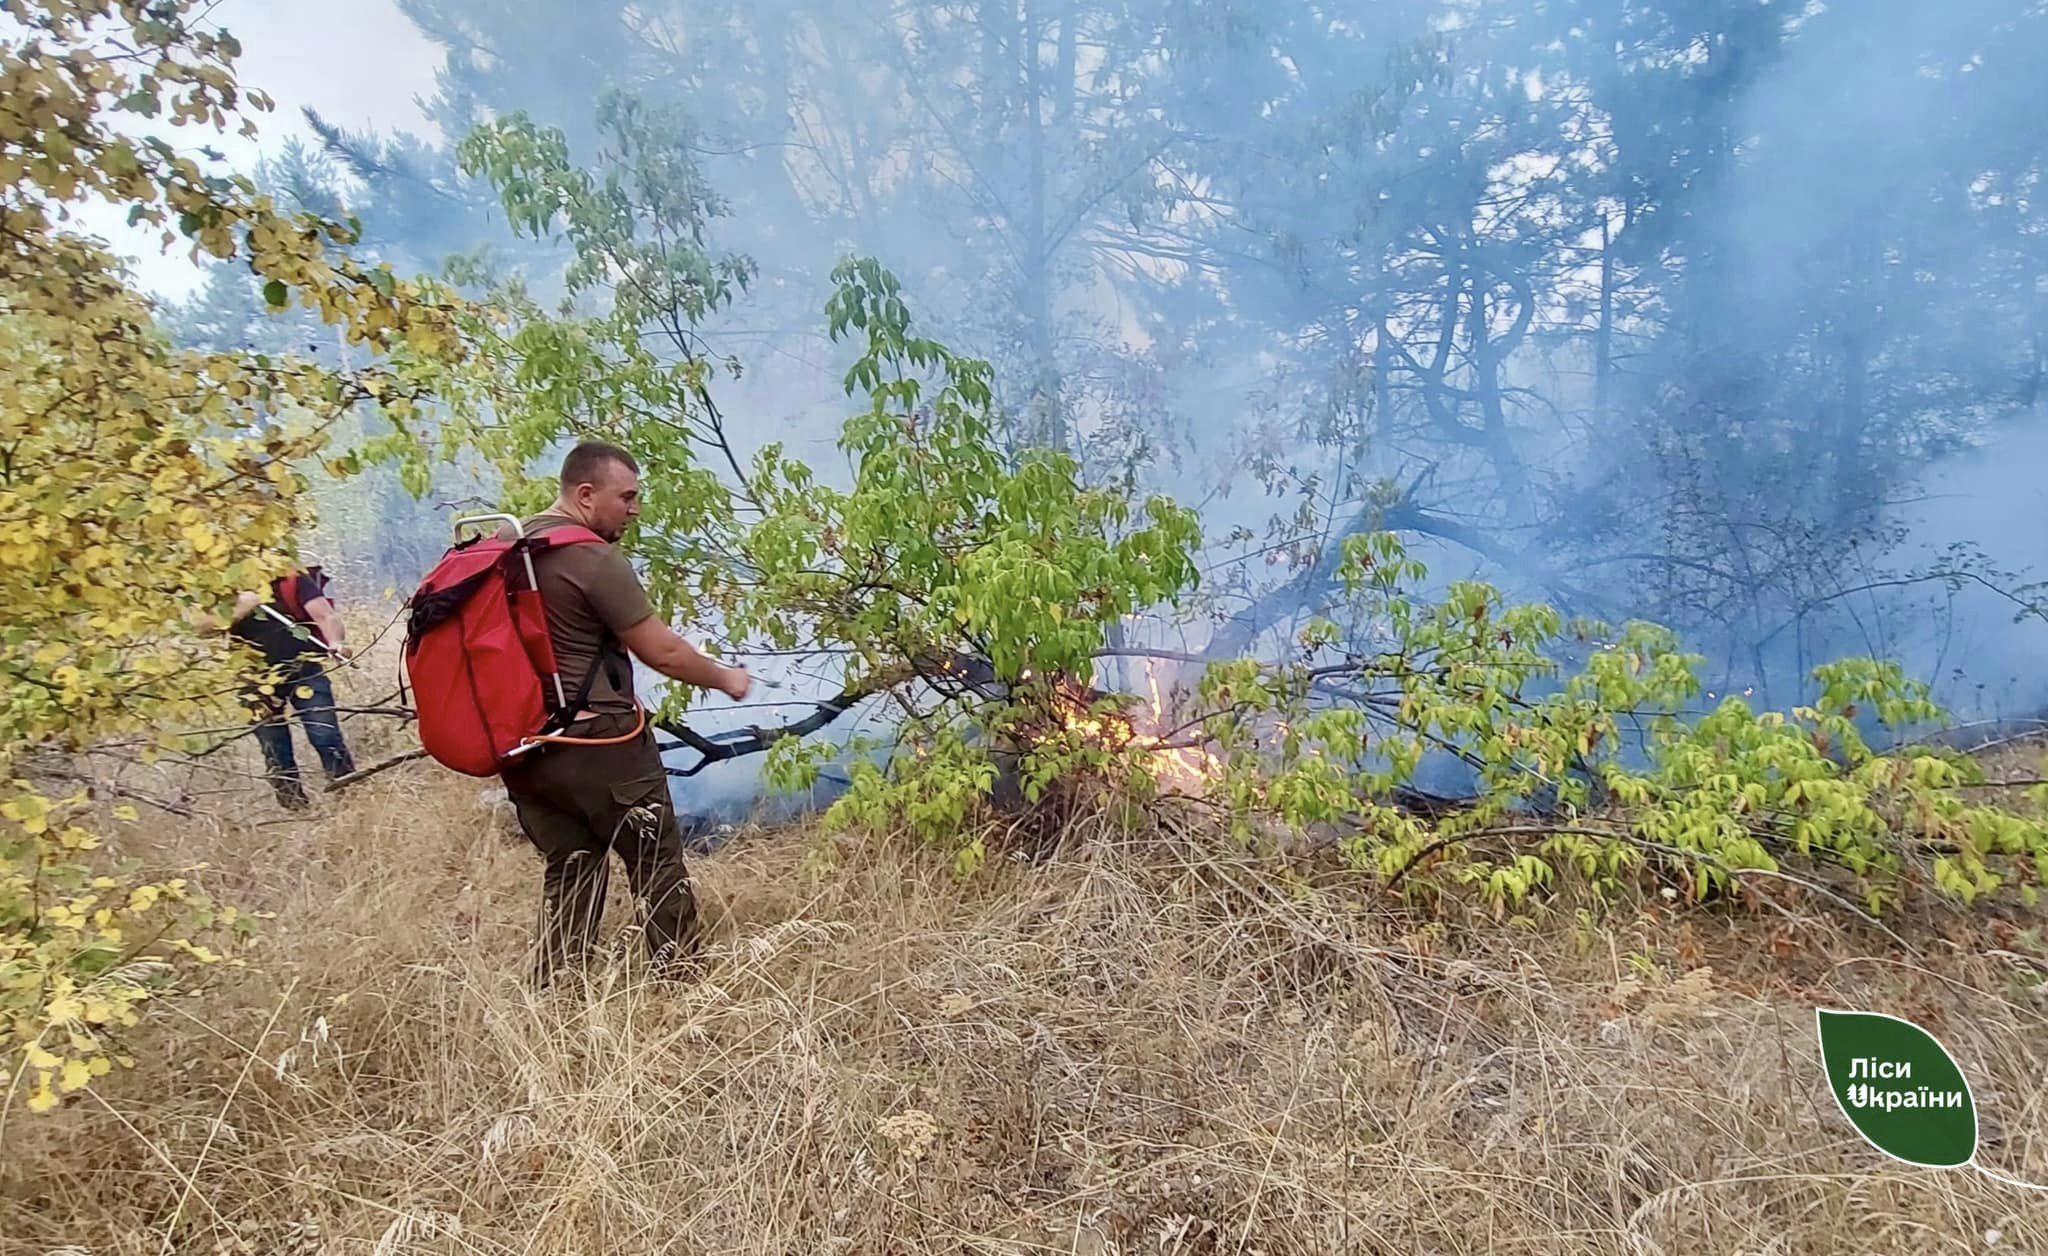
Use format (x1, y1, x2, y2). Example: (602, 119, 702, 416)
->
(8, 748, 2048, 1253)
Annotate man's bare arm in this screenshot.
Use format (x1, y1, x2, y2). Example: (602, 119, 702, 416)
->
(303, 596, 351, 657)
(619, 617, 751, 699)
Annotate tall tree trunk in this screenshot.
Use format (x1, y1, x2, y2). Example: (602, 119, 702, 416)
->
(2023, 304, 2045, 409)
(1054, 0, 1077, 125)
(979, 0, 1009, 145)
(1372, 320, 1394, 450)
(1468, 278, 1530, 510)
(1835, 323, 1869, 527)
(1022, 0, 1063, 453)
(1595, 210, 1613, 425)
(1408, 239, 1475, 443)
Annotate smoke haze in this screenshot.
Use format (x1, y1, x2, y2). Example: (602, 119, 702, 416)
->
(155, 0, 2047, 739)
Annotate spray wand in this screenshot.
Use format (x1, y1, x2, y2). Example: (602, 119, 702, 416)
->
(256, 604, 350, 664)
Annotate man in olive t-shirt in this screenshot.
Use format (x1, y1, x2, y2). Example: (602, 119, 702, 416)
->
(499, 439, 751, 984)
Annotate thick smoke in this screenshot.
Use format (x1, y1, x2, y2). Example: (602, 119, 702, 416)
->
(1641, 0, 2048, 715)
(171, 0, 2048, 774)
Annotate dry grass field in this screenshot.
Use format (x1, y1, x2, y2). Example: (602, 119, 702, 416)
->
(7, 698, 2048, 1253)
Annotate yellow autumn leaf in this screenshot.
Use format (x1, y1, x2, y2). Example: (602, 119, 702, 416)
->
(26, 1082, 58, 1114)
(57, 1058, 91, 1093)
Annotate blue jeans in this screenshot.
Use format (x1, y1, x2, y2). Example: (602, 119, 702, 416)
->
(249, 663, 357, 807)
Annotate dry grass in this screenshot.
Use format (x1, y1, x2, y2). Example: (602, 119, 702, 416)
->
(8, 733, 2048, 1253)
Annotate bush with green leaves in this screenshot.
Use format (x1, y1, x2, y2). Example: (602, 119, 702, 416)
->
(1173, 533, 2048, 916)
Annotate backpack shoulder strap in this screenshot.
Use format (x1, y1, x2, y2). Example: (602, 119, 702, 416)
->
(537, 629, 618, 734)
(527, 524, 609, 551)
(522, 524, 630, 732)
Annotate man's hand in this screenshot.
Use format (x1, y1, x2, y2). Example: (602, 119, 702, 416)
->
(231, 590, 262, 622)
(719, 665, 752, 702)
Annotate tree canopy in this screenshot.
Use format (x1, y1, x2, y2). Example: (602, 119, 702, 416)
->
(0, 0, 460, 1114)
(314, 0, 2048, 702)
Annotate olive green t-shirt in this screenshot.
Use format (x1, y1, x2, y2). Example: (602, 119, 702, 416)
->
(505, 514, 654, 718)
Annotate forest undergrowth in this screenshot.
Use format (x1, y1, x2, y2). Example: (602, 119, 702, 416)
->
(7, 706, 2048, 1255)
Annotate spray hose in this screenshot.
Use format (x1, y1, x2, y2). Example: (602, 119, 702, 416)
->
(512, 705, 649, 753)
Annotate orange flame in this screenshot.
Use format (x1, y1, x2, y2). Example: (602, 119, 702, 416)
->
(1130, 660, 1225, 793)
(1029, 662, 1225, 795)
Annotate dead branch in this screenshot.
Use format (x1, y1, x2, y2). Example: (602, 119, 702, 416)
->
(328, 748, 429, 791)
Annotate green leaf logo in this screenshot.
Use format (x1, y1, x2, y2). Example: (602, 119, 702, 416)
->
(1816, 1009, 1977, 1168)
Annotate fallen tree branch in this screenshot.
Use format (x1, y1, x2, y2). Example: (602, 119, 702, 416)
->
(655, 659, 930, 776)
(327, 747, 429, 791)
(18, 752, 200, 817)
(1093, 646, 1244, 668)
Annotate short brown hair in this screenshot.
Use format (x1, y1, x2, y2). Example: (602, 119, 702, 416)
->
(560, 439, 639, 490)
